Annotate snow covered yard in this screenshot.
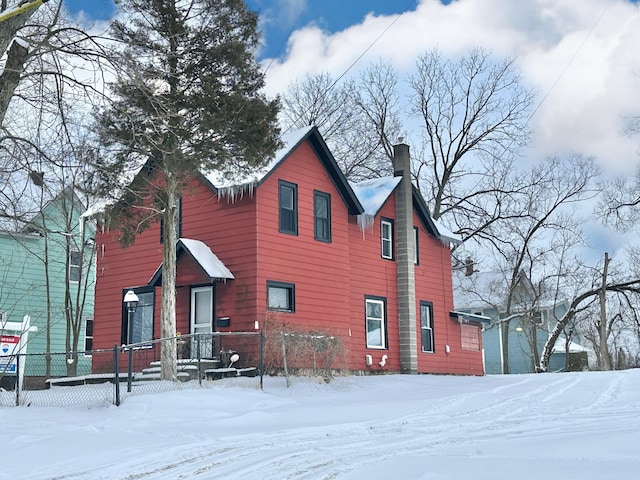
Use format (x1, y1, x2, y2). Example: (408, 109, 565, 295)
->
(4, 369, 640, 479)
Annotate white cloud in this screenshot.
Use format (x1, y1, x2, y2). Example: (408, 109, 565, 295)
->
(262, 0, 640, 174)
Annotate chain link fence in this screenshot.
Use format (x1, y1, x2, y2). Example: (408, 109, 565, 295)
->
(0, 332, 263, 407)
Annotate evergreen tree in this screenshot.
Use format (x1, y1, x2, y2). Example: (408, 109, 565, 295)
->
(96, 0, 280, 380)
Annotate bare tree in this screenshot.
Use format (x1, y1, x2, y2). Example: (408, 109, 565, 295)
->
(408, 48, 535, 241)
(280, 61, 401, 182)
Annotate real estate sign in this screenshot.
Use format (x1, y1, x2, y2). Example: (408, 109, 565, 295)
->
(0, 335, 20, 374)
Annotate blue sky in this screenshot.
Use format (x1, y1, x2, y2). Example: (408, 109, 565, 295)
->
(63, 0, 115, 19)
(62, 0, 423, 59)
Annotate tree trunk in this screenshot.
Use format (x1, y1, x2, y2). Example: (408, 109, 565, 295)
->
(598, 253, 612, 370)
(501, 319, 510, 374)
(160, 173, 178, 381)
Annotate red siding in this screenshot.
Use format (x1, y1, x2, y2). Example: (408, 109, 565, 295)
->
(93, 137, 484, 376)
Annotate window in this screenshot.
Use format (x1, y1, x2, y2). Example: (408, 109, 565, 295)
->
(267, 281, 295, 312)
(69, 250, 81, 283)
(381, 219, 394, 259)
(122, 287, 154, 345)
(420, 301, 434, 353)
(160, 197, 182, 243)
(314, 191, 331, 242)
(413, 226, 419, 265)
(279, 180, 298, 235)
(365, 297, 387, 349)
(84, 318, 93, 353)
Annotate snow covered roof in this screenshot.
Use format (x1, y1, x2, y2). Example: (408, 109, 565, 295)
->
(148, 238, 234, 286)
(204, 126, 314, 195)
(552, 337, 592, 353)
(350, 175, 459, 245)
(350, 177, 401, 217)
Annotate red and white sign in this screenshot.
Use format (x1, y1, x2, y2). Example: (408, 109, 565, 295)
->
(0, 335, 20, 374)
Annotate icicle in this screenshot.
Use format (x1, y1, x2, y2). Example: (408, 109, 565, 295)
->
(357, 213, 375, 239)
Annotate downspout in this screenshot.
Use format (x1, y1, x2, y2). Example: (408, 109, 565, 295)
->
(392, 142, 417, 373)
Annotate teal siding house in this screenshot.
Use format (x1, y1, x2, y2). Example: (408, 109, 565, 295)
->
(455, 270, 592, 374)
(0, 188, 95, 382)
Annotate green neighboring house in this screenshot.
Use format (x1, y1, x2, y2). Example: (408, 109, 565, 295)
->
(0, 188, 95, 382)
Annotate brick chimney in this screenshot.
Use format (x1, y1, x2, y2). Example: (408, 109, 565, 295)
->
(392, 141, 418, 373)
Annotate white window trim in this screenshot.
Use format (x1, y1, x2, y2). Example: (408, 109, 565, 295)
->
(69, 250, 81, 284)
(381, 219, 393, 260)
(366, 298, 386, 349)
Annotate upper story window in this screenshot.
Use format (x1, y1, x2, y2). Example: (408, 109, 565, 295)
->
(160, 196, 182, 243)
(279, 180, 298, 235)
(413, 226, 419, 265)
(69, 250, 81, 283)
(314, 191, 331, 242)
(267, 281, 295, 313)
(381, 218, 394, 260)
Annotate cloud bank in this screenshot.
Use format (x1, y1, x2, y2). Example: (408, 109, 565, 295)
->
(262, 0, 640, 174)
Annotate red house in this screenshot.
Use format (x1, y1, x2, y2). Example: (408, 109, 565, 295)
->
(92, 126, 486, 375)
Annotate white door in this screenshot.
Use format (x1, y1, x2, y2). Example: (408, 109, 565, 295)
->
(191, 286, 213, 358)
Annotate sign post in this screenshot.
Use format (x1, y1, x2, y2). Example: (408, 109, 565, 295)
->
(0, 315, 37, 393)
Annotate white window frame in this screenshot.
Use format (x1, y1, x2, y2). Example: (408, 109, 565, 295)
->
(84, 318, 93, 355)
(420, 301, 434, 353)
(381, 219, 393, 260)
(365, 297, 386, 349)
(69, 250, 81, 284)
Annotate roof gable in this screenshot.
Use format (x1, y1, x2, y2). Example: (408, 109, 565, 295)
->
(201, 126, 363, 215)
(148, 238, 234, 286)
(350, 175, 460, 244)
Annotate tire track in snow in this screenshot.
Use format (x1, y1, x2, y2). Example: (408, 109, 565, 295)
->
(90, 372, 635, 480)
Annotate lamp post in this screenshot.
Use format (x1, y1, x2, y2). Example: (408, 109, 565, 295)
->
(123, 290, 139, 344)
(123, 290, 139, 393)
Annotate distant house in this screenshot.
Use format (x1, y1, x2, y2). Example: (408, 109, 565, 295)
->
(91, 126, 487, 375)
(454, 270, 592, 374)
(0, 188, 95, 382)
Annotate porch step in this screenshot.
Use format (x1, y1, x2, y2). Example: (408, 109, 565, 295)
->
(149, 359, 221, 370)
(134, 371, 191, 382)
(46, 373, 129, 388)
(204, 367, 258, 380)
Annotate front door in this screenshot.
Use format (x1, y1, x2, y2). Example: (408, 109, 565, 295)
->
(190, 286, 214, 358)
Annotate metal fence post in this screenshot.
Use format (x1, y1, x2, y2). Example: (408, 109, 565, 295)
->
(114, 344, 120, 406)
(260, 331, 264, 391)
(15, 354, 20, 406)
(197, 334, 202, 386)
(127, 347, 133, 393)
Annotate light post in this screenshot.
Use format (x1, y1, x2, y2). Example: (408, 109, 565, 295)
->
(123, 290, 139, 394)
(123, 290, 139, 344)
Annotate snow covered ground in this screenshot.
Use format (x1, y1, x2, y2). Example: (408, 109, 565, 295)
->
(5, 369, 640, 479)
